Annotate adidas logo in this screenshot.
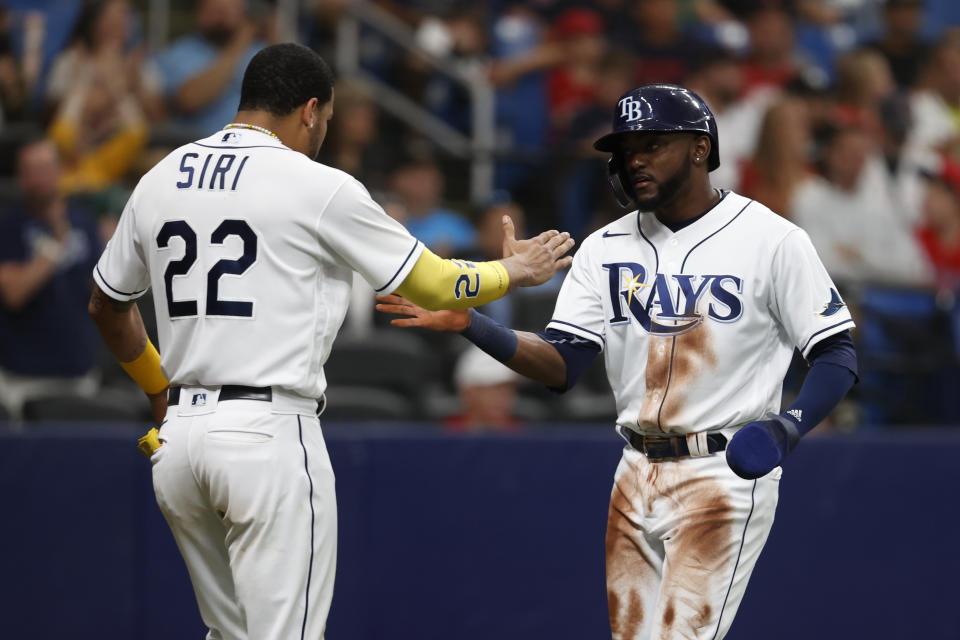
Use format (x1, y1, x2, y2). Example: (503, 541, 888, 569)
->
(787, 409, 802, 422)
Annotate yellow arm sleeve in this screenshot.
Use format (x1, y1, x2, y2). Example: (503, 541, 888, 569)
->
(393, 248, 510, 310)
(119, 339, 169, 395)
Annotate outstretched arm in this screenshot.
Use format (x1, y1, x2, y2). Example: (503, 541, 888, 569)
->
(375, 296, 568, 388)
(392, 215, 574, 311)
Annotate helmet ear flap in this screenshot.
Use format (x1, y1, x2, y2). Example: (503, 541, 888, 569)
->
(607, 155, 637, 209)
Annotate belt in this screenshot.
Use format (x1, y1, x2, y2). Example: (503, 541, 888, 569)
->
(622, 428, 727, 460)
(168, 385, 272, 404)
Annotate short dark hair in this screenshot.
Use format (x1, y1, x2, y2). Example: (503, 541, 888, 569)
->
(238, 43, 335, 116)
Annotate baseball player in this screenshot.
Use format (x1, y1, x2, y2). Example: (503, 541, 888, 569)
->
(376, 84, 859, 639)
(87, 43, 574, 640)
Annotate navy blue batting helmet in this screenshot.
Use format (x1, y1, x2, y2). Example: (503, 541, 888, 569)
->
(594, 84, 720, 207)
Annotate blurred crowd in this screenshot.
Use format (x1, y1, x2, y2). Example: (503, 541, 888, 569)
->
(0, 0, 959, 429)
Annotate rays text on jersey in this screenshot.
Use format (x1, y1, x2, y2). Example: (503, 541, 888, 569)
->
(602, 262, 743, 333)
(176, 152, 250, 190)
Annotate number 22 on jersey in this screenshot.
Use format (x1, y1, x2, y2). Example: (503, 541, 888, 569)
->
(159, 151, 258, 319)
(156, 218, 259, 319)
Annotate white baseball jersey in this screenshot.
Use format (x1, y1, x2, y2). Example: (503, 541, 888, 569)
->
(547, 190, 855, 435)
(94, 128, 424, 398)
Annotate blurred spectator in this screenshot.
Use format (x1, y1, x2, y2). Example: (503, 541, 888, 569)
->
(11, 9, 46, 117)
(473, 198, 522, 262)
(316, 83, 390, 192)
(832, 48, 897, 144)
(740, 98, 812, 215)
(47, 54, 148, 194)
(444, 345, 520, 432)
(489, 4, 561, 190)
(739, 2, 801, 95)
(0, 5, 30, 123)
(629, 0, 699, 86)
(417, 7, 487, 134)
(557, 50, 637, 238)
(45, 0, 162, 122)
(790, 122, 931, 286)
(148, 0, 264, 136)
(470, 197, 564, 329)
(471, 199, 525, 326)
(546, 8, 607, 138)
(0, 138, 102, 417)
(865, 0, 930, 90)
(905, 29, 960, 161)
(916, 159, 960, 289)
(877, 89, 930, 225)
(686, 45, 774, 191)
(388, 157, 475, 256)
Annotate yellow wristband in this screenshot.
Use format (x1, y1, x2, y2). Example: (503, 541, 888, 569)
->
(119, 340, 169, 395)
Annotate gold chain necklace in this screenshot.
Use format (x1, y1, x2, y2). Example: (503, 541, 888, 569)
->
(224, 122, 278, 138)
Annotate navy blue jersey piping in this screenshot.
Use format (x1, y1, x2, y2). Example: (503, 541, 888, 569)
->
(680, 199, 753, 272)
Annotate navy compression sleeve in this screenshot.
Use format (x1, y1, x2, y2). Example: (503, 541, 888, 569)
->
(727, 330, 858, 479)
(784, 330, 858, 435)
(460, 310, 518, 362)
(535, 328, 601, 392)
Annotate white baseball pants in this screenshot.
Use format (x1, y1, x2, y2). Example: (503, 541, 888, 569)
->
(151, 393, 336, 640)
(606, 443, 780, 640)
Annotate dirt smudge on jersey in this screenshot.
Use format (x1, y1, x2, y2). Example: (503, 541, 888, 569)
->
(637, 323, 717, 432)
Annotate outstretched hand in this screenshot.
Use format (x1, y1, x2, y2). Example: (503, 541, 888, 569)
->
(500, 215, 575, 288)
(375, 294, 472, 332)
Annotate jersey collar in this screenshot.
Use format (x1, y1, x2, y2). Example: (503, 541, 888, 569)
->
(205, 127, 290, 150)
(636, 189, 748, 246)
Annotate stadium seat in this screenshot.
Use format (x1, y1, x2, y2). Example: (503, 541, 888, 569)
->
(512, 288, 559, 332)
(324, 329, 436, 400)
(558, 387, 618, 424)
(856, 286, 958, 425)
(319, 385, 416, 421)
(22, 389, 148, 423)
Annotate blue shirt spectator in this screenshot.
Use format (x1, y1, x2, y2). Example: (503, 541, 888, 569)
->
(148, 0, 263, 136)
(405, 209, 477, 254)
(0, 203, 100, 376)
(0, 139, 101, 379)
(389, 158, 476, 256)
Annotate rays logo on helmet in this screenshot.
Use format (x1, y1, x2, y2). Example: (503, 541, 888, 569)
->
(618, 96, 647, 122)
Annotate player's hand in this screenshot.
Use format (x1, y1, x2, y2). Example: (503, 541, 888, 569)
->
(725, 412, 800, 479)
(500, 215, 575, 288)
(375, 294, 471, 332)
(147, 387, 168, 427)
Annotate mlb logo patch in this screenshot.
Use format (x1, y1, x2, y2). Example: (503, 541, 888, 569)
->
(221, 132, 240, 143)
(192, 393, 207, 406)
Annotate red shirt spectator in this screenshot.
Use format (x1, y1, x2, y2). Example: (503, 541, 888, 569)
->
(546, 9, 605, 137)
(916, 160, 960, 289)
(739, 5, 799, 96)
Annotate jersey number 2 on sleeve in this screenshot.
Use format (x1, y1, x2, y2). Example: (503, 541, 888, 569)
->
(156, 219, 258, 318)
